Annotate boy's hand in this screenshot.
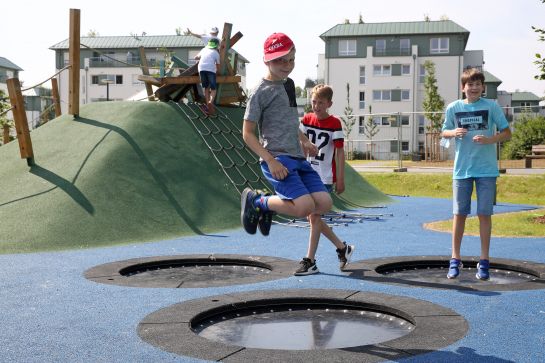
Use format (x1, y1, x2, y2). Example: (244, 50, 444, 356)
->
(302, 141, 318, 157)
(267, 158, 289, 180)
(454, 128, 468, 138)
(335, 180, 345, 194)
(472, 135, 490, 144)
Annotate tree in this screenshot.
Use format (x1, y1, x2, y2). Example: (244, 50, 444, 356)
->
(358, 13, 364, 24)
(0, 89, 13, 145)
(87, 29, 99, 37)
(532, 0, 545, 80)
(422, 60, 445, 132)
(362, 105, 379, 159)
(501, 114, 545, 159)
(295, 86, 302, 98)
(341, 83, 357, 158)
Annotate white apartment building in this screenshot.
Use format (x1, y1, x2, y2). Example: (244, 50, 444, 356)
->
(49, 35, 248, 114)
(317, 20, 501, 160)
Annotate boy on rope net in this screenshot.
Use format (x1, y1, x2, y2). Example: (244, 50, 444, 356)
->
(239, 33, 352, 276)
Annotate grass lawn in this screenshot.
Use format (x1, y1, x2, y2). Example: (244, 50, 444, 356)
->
(361, 173, 545, 237)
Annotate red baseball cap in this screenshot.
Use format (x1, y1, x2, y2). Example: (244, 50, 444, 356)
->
(263, 33, 294, 62)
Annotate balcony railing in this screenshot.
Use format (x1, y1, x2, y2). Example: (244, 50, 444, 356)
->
(373, 48, 412, 57)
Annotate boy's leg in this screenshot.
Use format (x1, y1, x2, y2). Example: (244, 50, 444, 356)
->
(474, 177, 495, 280)
(305, 213, 322, 261)
(319, 219, 345, 249)
(448, 178, 472, 279)
(475, 177, 496, 260)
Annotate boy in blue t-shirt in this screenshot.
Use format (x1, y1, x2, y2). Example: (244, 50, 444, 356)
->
(441, 68, 511, 281)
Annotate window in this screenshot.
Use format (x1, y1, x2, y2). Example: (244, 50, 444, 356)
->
(359, 66, 365, 84)
(372, 116, 386, 125)
(401, 115, 409, 126)
(430, 37, 449, 54)
(339, 39, 356, 56)
(91, 74, 122, 85)
(375, 39, 386, 55)
(373, 64, 391, 76)
(400, 39, 411, 55)
(401, 64, 411, 75)
(359, 92, 365, 109)
(381, 117, 390, 126)
(359, 116, 365, 133)
(372, 90, 391, 101)
(390, 140, 409, 152)
(418, 115, 425, 134)
(419, 64, 426, 83)
(402, 141, 409, 152)
(401, 90, 410, 101)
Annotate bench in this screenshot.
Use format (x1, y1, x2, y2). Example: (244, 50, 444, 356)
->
(525, 145, 545, 168)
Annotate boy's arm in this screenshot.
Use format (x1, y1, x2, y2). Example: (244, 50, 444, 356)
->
(298, 130, 318, 157)
(186, 29, 202, 39)
(242, 120, 288, 180)
(472, 127, 512, 145)
(334, 146, 345, 194)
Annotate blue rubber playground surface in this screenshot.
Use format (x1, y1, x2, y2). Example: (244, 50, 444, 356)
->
(1, 196, 544, 362)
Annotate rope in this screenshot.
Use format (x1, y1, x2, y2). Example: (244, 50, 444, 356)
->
(21, 65, 71, 92)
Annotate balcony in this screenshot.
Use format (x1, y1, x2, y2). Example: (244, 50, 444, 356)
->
(373, 48, 412, 57)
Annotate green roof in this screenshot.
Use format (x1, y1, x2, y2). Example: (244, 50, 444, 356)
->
(482, 70, 502, 84)
(0, 56, 23, 71)
(511, 91, 541, 102)
(320, 20, 469, 39)
(49, 35, 204, 50)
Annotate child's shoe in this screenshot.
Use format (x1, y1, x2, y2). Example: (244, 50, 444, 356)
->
(336, 242, 354, 270)
(294, 258, 319, 276)
(447, 258, 462, 279)
(475, 259, 490, 281)
(257, 211, 275, 236)
(240, 188, 259, 234)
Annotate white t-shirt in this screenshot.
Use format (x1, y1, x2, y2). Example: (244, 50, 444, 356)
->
(197, 47, 220, 73)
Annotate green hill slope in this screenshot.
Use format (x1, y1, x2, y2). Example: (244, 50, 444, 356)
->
(0, 101, 390, 254)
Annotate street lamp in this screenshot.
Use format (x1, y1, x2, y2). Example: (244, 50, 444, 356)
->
(100, 79, 114, 101)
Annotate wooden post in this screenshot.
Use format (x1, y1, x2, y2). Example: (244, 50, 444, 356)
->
(139, 46, 154, 100)
(216, 23, 233, 104)
(7, 78, 34, 165)
(51, 77, 62, 117)
(2, 124, 9, 144)
(68, 8, 80, 117)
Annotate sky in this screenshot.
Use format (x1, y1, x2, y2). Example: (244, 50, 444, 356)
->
(2, 0, 545, 97)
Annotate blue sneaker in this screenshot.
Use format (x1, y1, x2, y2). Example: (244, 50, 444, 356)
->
(447, 258, 462, 279)
(476, 259, 490, 280)
(240, 188, 260, 235)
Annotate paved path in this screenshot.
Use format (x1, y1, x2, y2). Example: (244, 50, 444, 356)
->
(351, 165, 545, 175)
(1, 197, 544, 362)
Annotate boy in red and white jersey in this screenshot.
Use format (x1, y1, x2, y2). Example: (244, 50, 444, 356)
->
(297, 84, 354, 275)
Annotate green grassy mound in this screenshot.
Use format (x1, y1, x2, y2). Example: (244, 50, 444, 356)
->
(0, 101, 390, 254)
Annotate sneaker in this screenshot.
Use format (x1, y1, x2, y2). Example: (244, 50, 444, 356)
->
(476, 259, 490, 281)
(258, 211, 275, 236)
(336, 242, 354, 270)
(447, 258, 462, 279)
(240, 188, 259, 234)
(294, 258, 319, 276)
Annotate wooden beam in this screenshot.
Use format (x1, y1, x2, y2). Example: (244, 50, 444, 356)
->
(7, 78, 34, 165)
(139, 46, 154, 100)
(162, 75, 241, 85)
(137, 75, 162, 87)
(216, 23, 233, 103)
(68, 8, 80, 117)
(51, 77, 62, 117)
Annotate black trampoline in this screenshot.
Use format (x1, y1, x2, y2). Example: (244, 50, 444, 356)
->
(84, 254, 296, 288)
(138, 289, 468, 362)
(345, 256, 545, 291)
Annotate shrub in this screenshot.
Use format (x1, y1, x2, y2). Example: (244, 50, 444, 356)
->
(501, 114, 545, 159)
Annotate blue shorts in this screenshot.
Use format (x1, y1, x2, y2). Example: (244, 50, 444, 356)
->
(452, 177, 496, 216)
(199, 71, 217, 90)
(261, 155, 327, 200)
